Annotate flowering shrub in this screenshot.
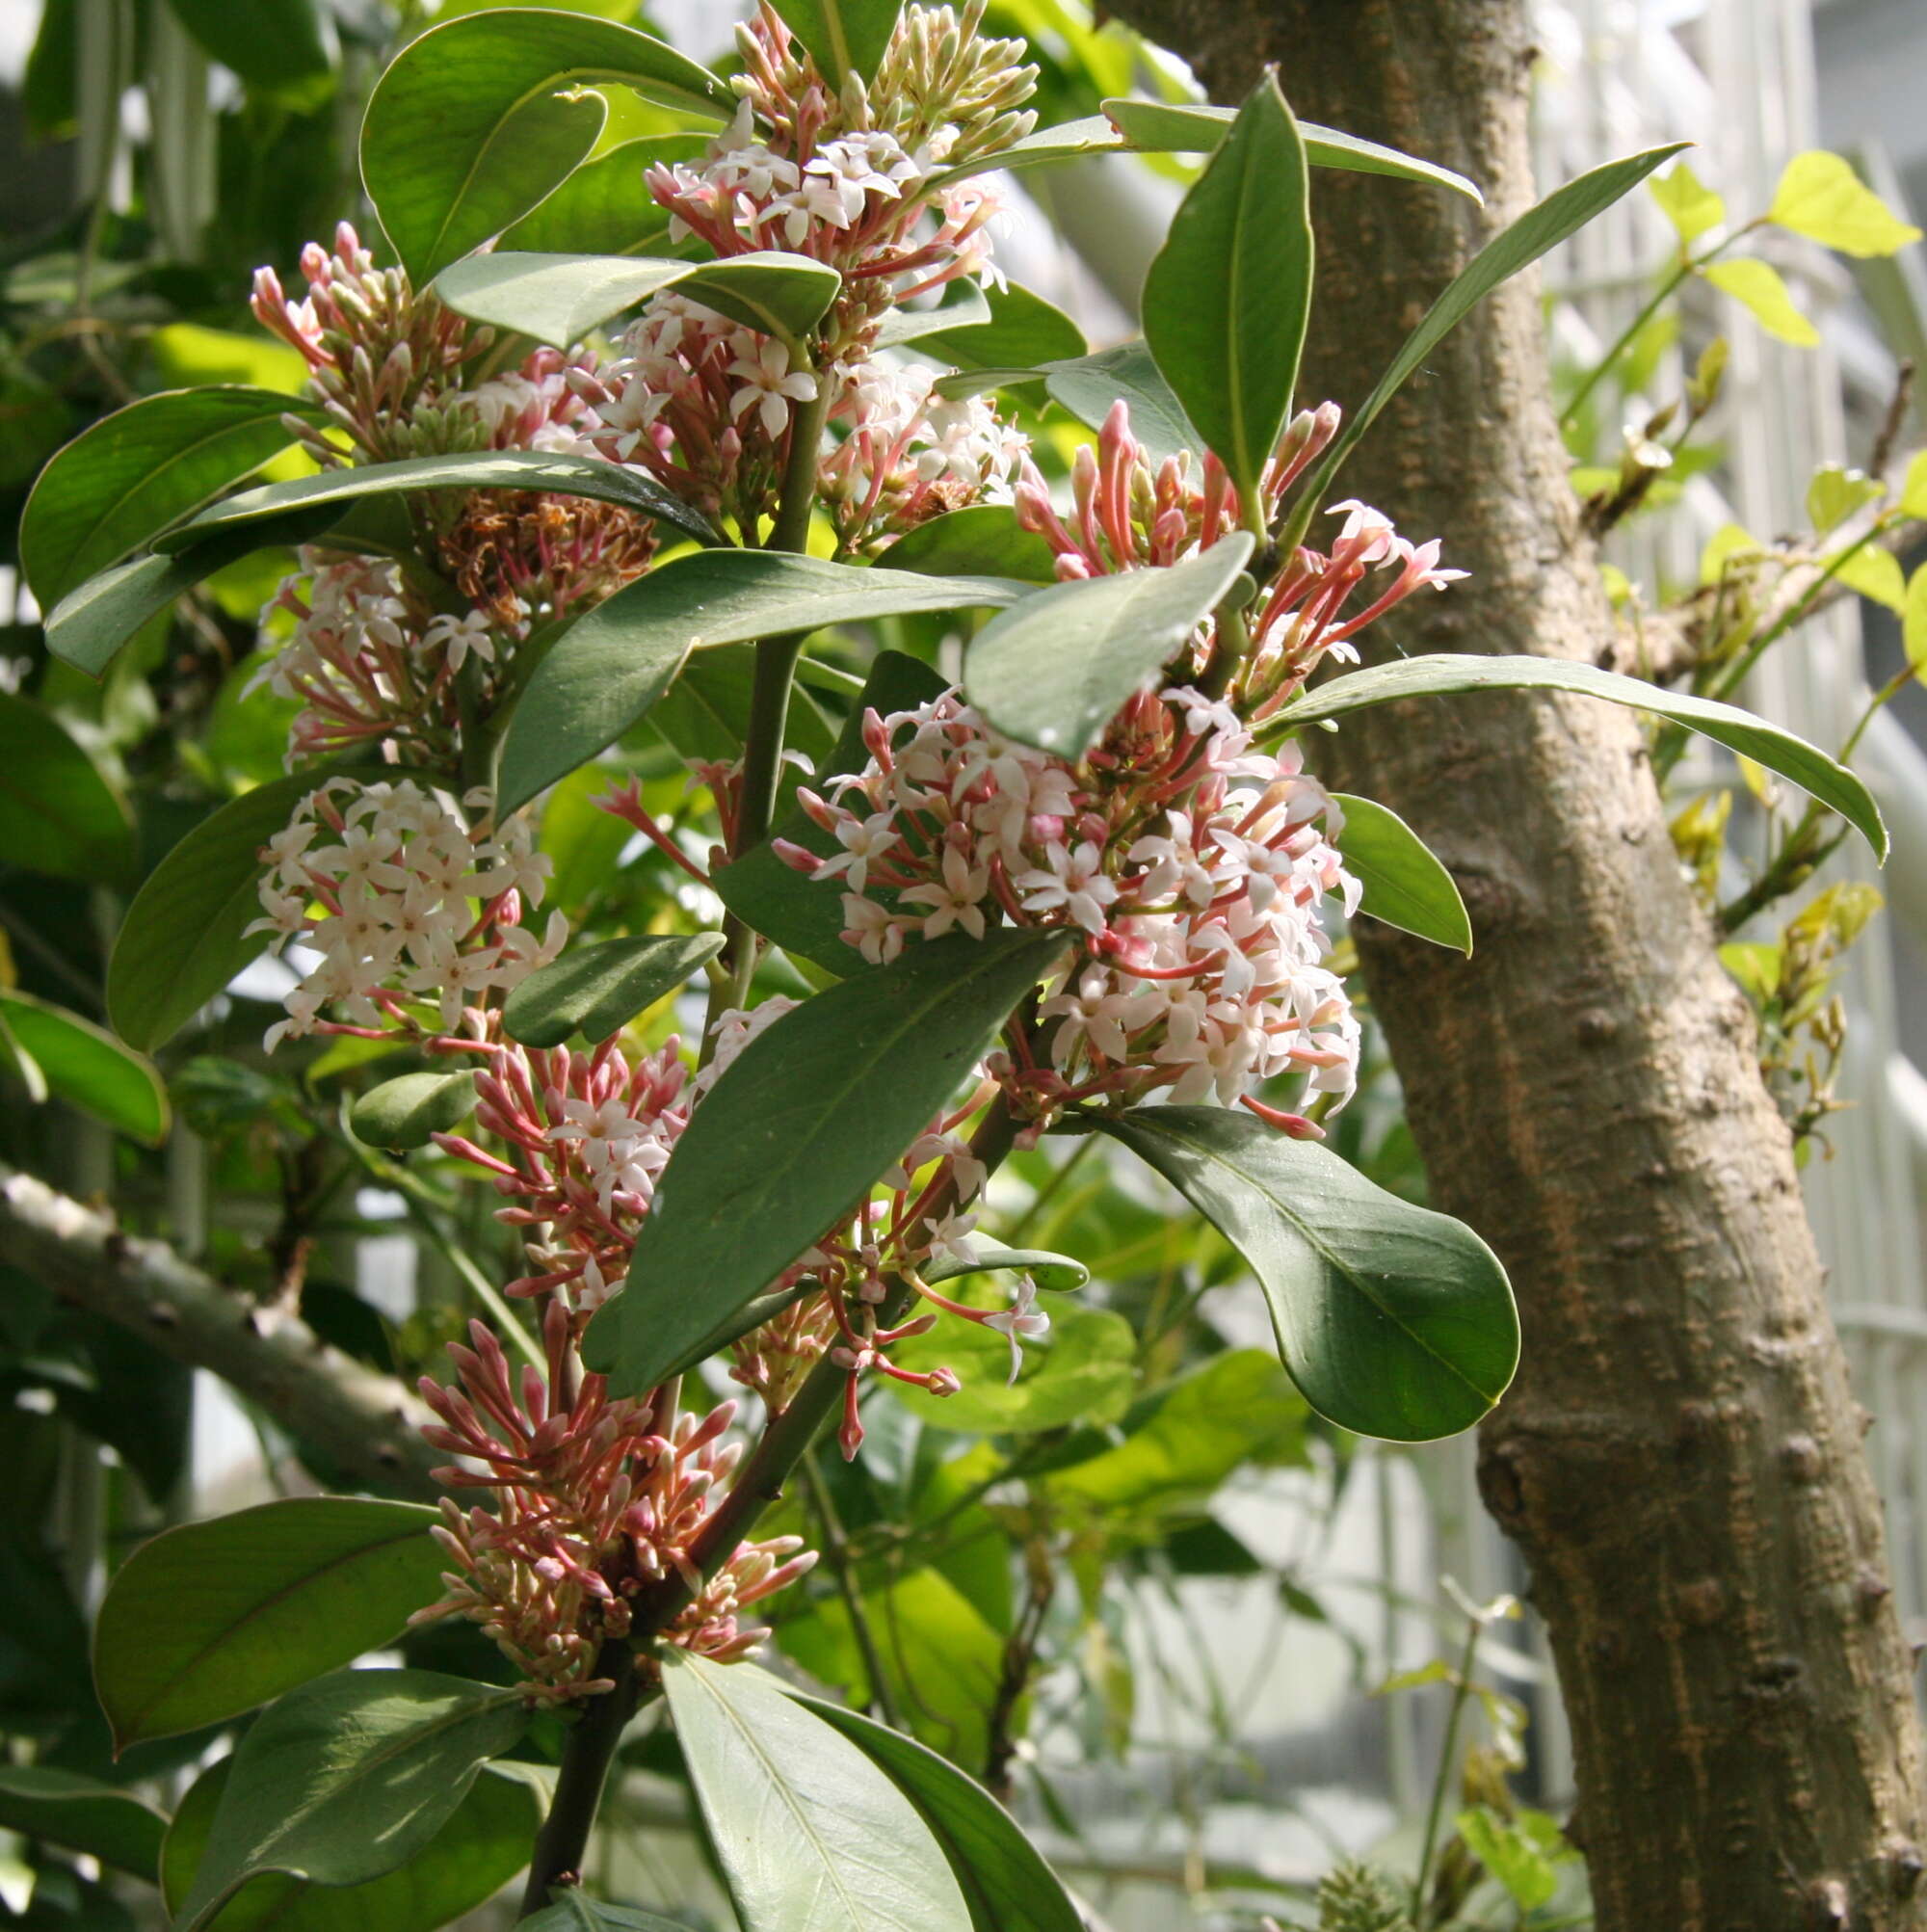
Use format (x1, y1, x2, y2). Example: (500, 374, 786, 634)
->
(26, 2, 1887, 1926)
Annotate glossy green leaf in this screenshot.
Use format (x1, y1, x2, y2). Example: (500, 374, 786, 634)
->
(1142, 73, 1312, 495)
(964, 535, 1254, 754)
(885, 1298, 1136, 1434)
(163, 1758, 538, 1932)
(501, 932, 725, 1047)
(19, 386, 323, 609)
(779, 0, 902, 83)
(784, 1691, 1084, 1932)
(349, 1072, 477, 1151)
(1277, 653, 1887, 860)
(586, 928, 1068, 1393)
(158, 448, 719, 554)
(499, 550, 1024, 814)
(172, 1669, 527, 1932)
(107, 769, 339, 1052)
(876, 505, 1057, 583)
(0, 1767, 166, 1881)
(1095, 1108, 1518, 1441)
(44, 506, 341, 677)
(660, 1652, 970, 1932)
(498, 134, 703, 256)
(521, 1901, 695, 1932)
(1293, 143, 1687, 516)
(92, 1497, 444, 1749)
(712, 650, 948, 971)
(165, 0, 331, 99)
(360, 9, 731, 284)
(1043, 340, 1202, 466)
(909, 280, 1086, 372)
(435, 250, 842, 352)
(0, 694, 135, 887)
(0, 990, 168, 1143)
(1329, 792, 1472, 954)
(925, 1245, 1089, 1292)
(873, 282, 992, 348)
(1102, 96, 1481, 201)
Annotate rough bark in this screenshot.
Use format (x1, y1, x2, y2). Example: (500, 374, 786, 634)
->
(0, 1163, 443, 1502)
(1102, 1, 1927, 1923)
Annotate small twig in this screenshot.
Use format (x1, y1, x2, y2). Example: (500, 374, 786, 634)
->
(1870, 358, 1916, 482)
(801, 1451, 902, 1728)
(983, 1534, 1055, 1802)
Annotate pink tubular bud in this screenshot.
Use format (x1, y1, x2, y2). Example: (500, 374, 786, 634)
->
(772, 837, 821, 875)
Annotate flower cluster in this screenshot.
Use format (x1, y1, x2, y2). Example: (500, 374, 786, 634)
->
(415, 1306, 814, 1699)
(251, 777, 565, 1050)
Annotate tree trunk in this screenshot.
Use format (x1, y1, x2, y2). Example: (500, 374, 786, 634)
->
(1102, 1, 1926, 1922)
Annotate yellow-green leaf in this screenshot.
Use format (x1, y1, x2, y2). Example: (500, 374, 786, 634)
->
(1768, 151, 1922, 258)
(1831, 543, 1906, 613)
(1703, 258, 1818, 346)
(1905, 564, 1927, 679)
(1902, 450, 1927, 520)
(1805, 463, 1882, 537)
(1649, 160, 1724, 244)
(1698, 521, 1763, 586)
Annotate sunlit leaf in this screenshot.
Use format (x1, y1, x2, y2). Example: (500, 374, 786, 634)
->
(1702, 257, 1817, 346)
(1329, 793, 1472, 953)
(1649, 159, 1725, 244)
(1768, 150, 1922, 258)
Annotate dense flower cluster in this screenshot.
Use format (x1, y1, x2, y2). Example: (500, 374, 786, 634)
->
(414, 1306, 813, 1699)
(251, 777, 565, 1049)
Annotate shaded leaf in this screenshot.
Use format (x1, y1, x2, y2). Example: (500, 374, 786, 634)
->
(502, 932, 725, 1047)
(498, 134, 703, 257)
(876, 505, 1057, 583)
(165, 0, 330, 99)
(0, 695, 135, 887)
(349, 1072, 477, 1151)
(908, 281, 1086, 372)
(0, 1767, 166, 1881)
(521, 1901, 695, 1932)
(1329, 792, 1472, 953)
(1043, 340, 1201, 466)
(0, 991, 168, 1143)
(886, 1298, 1135, 1435)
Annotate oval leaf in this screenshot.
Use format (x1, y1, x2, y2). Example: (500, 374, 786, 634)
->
(360, 9, 731, 284)
(172, 1669, 527, 1932)
(964, 535, 1254, 755)
(436, 250, 843, 352)
(907, 280, 1086, 372)
(1277, 653, 1887, 860)
(1329, 792, 1472, 954)
(349, 1071, 477, 1151)
(886, 1300, 1136, 1434)
(0, 1767, 166, 1882)
(782, 1690, 1085, 1932)
(0, 693, 135, 887)
(499, 134, 703, 257)
(1042, 340, 1202, 467)
(93, 1497, 445, 1749)
(0, 990, 168, 1142)
(585, 927, 1068, 1395)
(1142, 73, 1311, 496)
(20, 386, 323, 609)
(500, 551, 1025, 814)
(660, 1652, 970, 1932)
(167, 0, 331, 98)
(502, 932, 725, 1048)
(158, 448, 719, 555)
(876, 505, 1057, 584)
(1095, 1107, 1519, 1442)
(163, 1757, 538, 1932)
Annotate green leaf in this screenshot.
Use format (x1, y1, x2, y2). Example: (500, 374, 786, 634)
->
(0, 1768, 166, 1882)
(499, 550, 1024, 814)
(92, 1497, 445, 1749)
(1274, 652, 1887, 860)
(0, 694, 135, 887)
(585, 928, 1068, 1394)
(1805, 463, 1883, 537)
(1100, 96, 1481, 202)
(499, 134, 703, 257)
(885, 1298, 1136, 1435)
(964, 535, 1254, 755)
(783, 1690, 1084, 1932)
(874, 282, 994, 348)
(1768, 150, 1922, 258)
(1703, 257, 1818, 347)
(1043, 341, 1202, 467)
(158, 448, 719, 555)
(19, 386, 323, 610)
(163, 1758, 538, 1932)
(1142, 73, 1311, 496)
(360, 9, 731, 284)
(1455, 1807, 1560, 1910)
(44, 507, 341, 677)
(172, 1670, 527, 1932)
(1905, 564, 1927, 678)
(1295, 142, 1687, 515)
(435, 250, 842, 353)
(106, 770, 330, 1052)
(1329, 792, 1472, 954)
(1649, 159, 1725, 244)
(349, 1072, 477, 1151)
(924, 1246, 1089, 1292)
(908, 281, 1087, 372)
(1093, 1107, 1518, 1441)
(521, 1901, 695, 1932)
(660, 1652, 970, 1932)
(1830, 542, 1907, 614)
(501, 932, 725, 1047)
(1902, 450, 1927, 519)
(165, 0, 331, 100)
(877, 506, 1057, 583)
(778, 0, 902, 84)
(172, 1677, 529, 1932)
(0, 990, 168, 1143)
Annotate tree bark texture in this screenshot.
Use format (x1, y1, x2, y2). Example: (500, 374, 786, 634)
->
(1101, 1, 1926, 1922)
